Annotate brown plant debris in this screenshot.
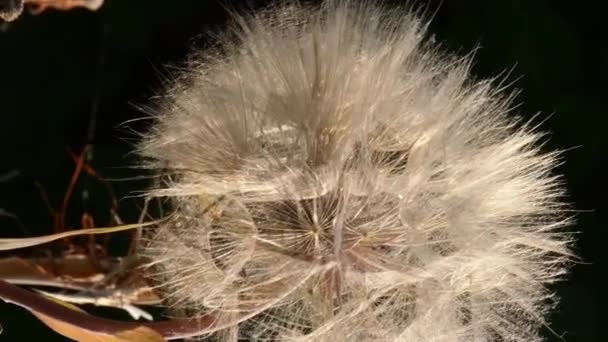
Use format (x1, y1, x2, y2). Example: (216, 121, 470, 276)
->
(1, 0, 103, 22)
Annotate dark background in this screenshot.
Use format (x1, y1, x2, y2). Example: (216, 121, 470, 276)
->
(0, 0, 604, 340)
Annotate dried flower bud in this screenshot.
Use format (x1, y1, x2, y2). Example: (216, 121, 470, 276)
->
(137, 1, 572, 341)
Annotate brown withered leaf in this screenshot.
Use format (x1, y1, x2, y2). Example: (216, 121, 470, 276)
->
(0, 255, 113, 290)
(33, 313, 165, 341)
(0, 280, 219, 340)
(0, 221, 158, 251)
(0, 255, 162, 309)
(32, 296, 165, 342)
(1, 0, 103, 22)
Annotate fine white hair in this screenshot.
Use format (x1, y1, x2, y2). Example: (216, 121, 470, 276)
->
(137, 1, 573, 341)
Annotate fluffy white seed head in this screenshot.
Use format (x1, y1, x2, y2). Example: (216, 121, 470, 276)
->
(137, 1, 572, 341)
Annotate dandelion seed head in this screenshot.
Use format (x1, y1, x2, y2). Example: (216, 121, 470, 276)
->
(137, 1, 572, 341)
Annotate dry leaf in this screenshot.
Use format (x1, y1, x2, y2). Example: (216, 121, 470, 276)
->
(1, 0, 104, 22)
(0, 221, 158, 251)
(34, 294, 164, 341)
(0, 255, 114, 289)
(28, 0, 103, 11)
(113, 327, 167, 342)
(0, 280, 218, 340)
(2, 281, 165, 341)
(33, 311, 165, 342)
(0, 255, 162, 307)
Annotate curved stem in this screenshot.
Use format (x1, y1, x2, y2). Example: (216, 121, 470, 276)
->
(0, 279, 216, 340)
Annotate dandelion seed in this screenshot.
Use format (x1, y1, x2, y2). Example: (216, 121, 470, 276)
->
(137, 1, 573, 341)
